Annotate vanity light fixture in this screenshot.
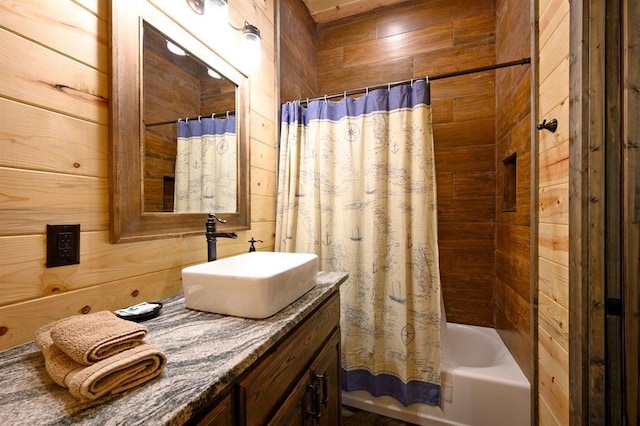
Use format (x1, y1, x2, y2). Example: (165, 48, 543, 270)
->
(207, 68, 223, 79)
(236, 22, 261, 71)
(166, 40, 187, 56)
(186, 0, 228, 17)
(185, 0, 261, 71)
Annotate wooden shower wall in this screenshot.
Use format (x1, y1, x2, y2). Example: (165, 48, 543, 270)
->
(280, 0, 318, 101)
(0, 0, 278, 351)
(494, 0, 533, 381)
(315, 0, 498, 326)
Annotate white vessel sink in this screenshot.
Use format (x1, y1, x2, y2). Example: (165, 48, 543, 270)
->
(181, 252, 318, 318)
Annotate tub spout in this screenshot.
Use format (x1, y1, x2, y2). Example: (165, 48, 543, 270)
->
(205, 214, 238, 261)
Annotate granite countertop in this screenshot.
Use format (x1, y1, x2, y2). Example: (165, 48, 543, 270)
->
(0, 271, 347, 426)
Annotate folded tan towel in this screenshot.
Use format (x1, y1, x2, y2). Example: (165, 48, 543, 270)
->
(46, 311, 148, 365)
(34, 326, 167, 402)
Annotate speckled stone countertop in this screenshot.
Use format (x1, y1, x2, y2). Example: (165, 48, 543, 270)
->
(0, 271, 347, 426)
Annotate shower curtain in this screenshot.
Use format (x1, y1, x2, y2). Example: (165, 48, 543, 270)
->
(174, 116, 237, 213)
(275, 80, 442, 406)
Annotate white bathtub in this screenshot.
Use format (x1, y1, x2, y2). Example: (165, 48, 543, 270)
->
(342, 323, 531, 426)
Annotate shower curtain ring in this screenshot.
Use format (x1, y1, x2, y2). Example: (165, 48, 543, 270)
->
(226, 111, 230, 118)
(426, 76, 430, 84)
(366, 87, 369, 95)
(388, 83, 391, 92)
(198, 115, 201, 121)
(211, 113, 215, 119)
(185, 117, 189, 123)
(324, 94, 328, 103)
(344, 91, 347, 99)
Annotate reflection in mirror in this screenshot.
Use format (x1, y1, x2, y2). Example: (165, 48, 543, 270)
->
(143, 22, 237, 213)
(109, 1, 250, 243)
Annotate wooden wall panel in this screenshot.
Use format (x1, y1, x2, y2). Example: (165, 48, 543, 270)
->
(0, 27, 108, 124)
(625, 0, 640, 420)
(537, 0, 570, 421)
(0, 98, 108, 177)
(280, 0, 317, 102)
(495, 275, 532, 378)
(0, 0, 108, 71)
(305, 0, 408, 23)
(317, 0, 497, 327)
(0, 0, 277, 351)
(494, 0, 533, 381)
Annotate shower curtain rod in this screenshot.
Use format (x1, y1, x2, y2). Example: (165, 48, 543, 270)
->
(145, 110, 236, 128)
(299, 57, 531, 105)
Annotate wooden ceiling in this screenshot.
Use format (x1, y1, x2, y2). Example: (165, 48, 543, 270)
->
(301, 0, 409, 23)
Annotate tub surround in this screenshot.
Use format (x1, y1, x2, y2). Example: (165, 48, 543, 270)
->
(0, 271, 347, 425)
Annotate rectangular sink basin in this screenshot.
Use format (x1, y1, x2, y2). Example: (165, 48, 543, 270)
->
(181, 252, 318, 318)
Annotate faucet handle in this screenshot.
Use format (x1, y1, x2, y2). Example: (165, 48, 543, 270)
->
(208, 213, 227, 224)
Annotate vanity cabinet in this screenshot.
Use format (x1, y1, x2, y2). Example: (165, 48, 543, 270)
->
(195, 291, 341, 426)
(268, 330, 340, 425)
(0, 274, 346, 426)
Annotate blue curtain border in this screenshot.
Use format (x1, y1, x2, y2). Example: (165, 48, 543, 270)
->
(282, 80, 430, 126)
(342, 368, 441, 407)
(177, 116, 236, 137)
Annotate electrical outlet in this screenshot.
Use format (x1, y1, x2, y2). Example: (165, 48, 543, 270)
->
(46, 224, 80, 267)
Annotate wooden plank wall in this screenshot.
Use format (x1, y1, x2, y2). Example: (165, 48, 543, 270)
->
(537, 0, 570, 423)
(0, 0, 278, 351)
(280, 0, 318, 102)
(624, 0, 640, 422)
(494, 0, 533, 381)
(316, 0, 498, 326)
(303, 0, 408, 23)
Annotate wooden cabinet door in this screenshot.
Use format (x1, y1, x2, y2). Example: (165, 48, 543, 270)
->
(266, 367, 310, 426)
(238, 294, 340, 425)
(312, 330, 341, 426)
(268, 330, 341, 426)
(196, 393, 233, 426)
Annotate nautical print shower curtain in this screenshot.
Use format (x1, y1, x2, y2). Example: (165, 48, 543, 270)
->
(174, 116, 237, 213)
(275, 80, 442, 406)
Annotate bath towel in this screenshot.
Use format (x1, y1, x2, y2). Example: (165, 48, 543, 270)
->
(47, 311, 148, 364)
(34, 326, 167, 402)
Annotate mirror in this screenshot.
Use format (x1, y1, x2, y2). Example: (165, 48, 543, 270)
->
(142, 22, 237, 214)
(109, 1, 250, 243)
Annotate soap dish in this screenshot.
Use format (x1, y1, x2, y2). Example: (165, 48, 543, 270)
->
(115, 302, 163, 322)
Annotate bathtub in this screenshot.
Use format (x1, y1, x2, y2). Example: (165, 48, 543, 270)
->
(341, 323, 531, 426)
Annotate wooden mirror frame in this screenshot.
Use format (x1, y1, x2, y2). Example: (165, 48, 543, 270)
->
(109, 0, 250, 243)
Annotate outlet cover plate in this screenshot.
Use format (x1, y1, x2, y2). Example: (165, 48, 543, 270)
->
(46, 224, 80, 267)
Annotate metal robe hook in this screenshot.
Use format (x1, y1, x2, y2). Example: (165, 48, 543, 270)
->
(536, 118, 558, 133)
